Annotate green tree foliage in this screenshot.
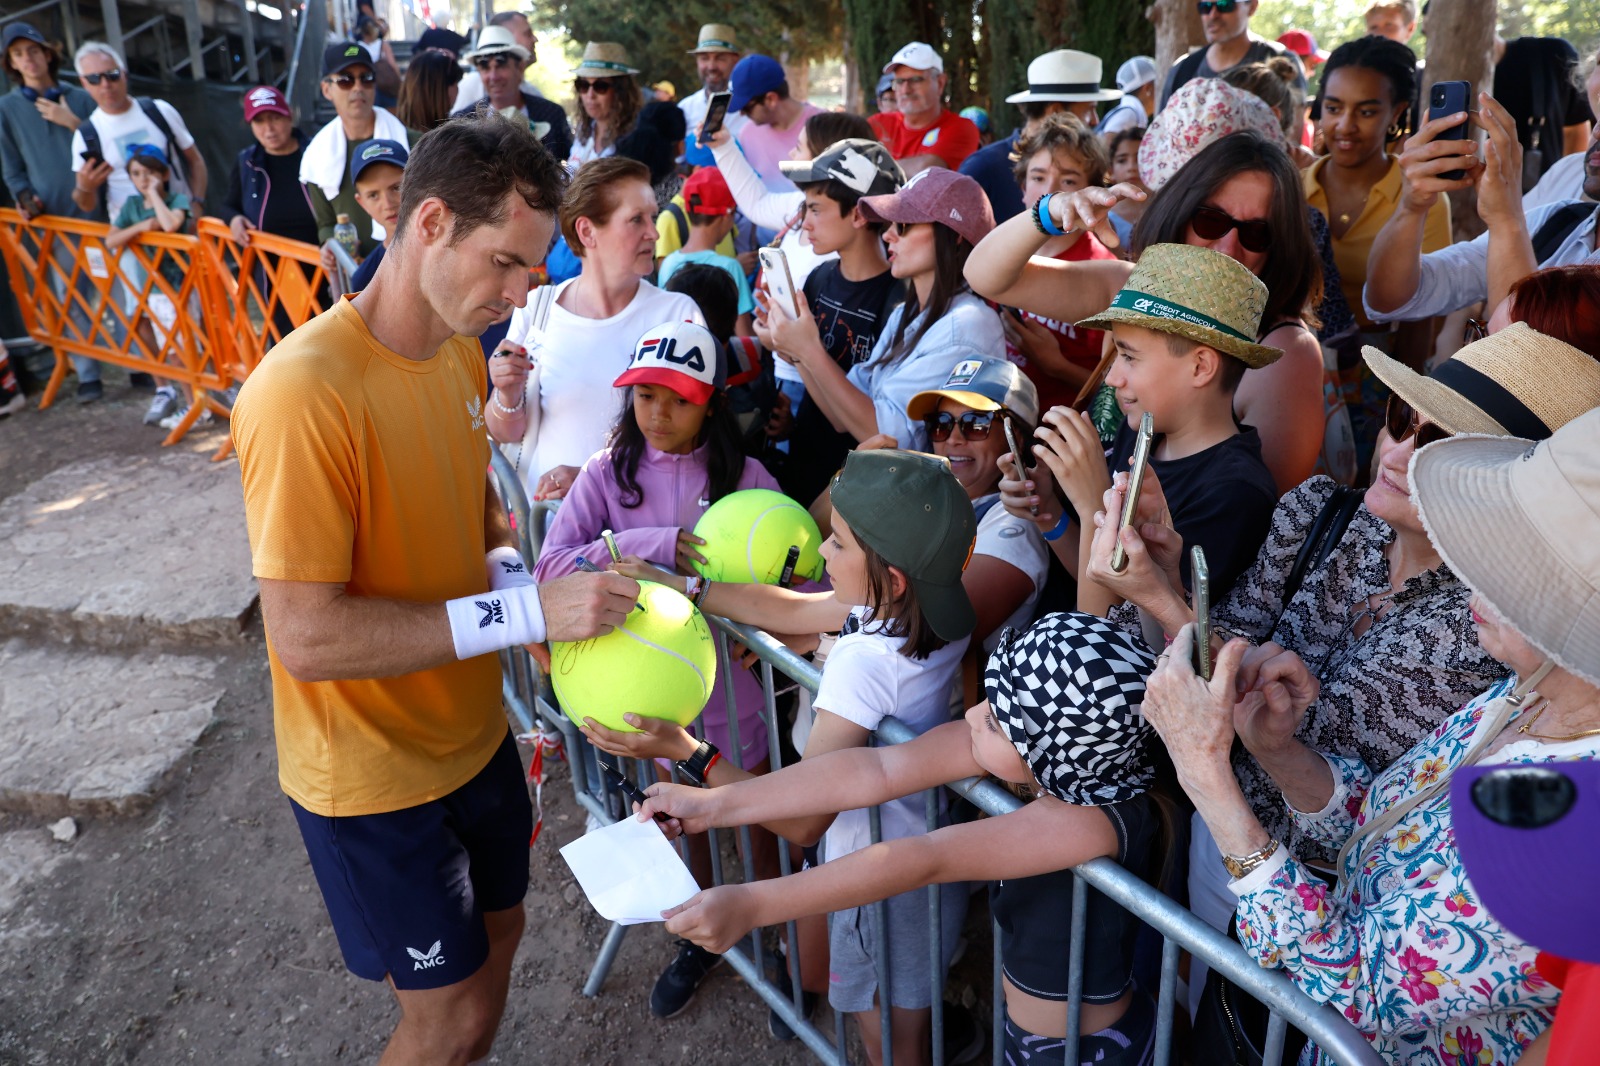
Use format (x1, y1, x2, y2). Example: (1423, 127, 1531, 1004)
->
(529, 0, 844, 91)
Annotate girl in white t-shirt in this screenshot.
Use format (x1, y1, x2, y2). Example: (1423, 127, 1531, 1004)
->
(598, 448, 976, 1065)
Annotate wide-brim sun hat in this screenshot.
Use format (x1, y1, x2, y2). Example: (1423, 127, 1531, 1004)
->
(1409, 405, 1600, 687)
(1138, 78, 1284, 192)
(1006, 49, 1123, 104)
(1077, 243, 1282, 368)
(574, 41, 639, 78)
(1364, 322, 1600, 440)
(464, 25, 529, 63)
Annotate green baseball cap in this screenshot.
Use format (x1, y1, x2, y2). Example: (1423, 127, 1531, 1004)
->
(830, 449, 976, 642)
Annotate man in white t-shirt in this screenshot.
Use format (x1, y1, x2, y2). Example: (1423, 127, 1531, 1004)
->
(69, 42, 205, 222)
(678, 24, 748, 144)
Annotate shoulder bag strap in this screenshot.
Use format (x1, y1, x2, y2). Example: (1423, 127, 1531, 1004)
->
(1277, 486, 1359, 623)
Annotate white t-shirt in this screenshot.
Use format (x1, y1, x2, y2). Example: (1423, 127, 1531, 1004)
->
(815, 607, 966, 863)
(70, 99, 195, 220)
(500, 278, 703, 493)
(568, 135, 613, 169)
(972, 495, 1049, 655)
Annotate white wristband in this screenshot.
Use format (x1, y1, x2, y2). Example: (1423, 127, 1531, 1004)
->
(486, 546, 535, 591)
(446, 583, 546, 659)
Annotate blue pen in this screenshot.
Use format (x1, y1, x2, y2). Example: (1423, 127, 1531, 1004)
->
(575, 555, 603, 573)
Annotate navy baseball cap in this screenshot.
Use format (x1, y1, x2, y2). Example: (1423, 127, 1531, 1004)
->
(728, 54, 785, 114)
(2, 22, 48, 50)
(322, 40, 372, 77)
(416, 27, 469, 57)
(350, 138, 408, 184)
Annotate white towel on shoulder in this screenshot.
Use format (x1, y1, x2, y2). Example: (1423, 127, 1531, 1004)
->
(298, 107, 409, 200)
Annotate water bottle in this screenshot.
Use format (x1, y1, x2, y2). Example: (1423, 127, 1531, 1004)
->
(333, 213, 361, 264)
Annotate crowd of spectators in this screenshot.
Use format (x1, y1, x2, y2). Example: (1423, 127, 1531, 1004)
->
(8, 8, 1600, 1065)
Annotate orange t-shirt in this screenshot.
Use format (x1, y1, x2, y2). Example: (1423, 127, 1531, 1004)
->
(232, 296, 504, 817)
(870, 109, 981, 170)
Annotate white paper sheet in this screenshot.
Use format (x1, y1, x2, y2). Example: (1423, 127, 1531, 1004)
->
(558, 814, 701, 925)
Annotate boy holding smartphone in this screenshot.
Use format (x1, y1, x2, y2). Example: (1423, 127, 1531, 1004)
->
(1009, 244, 1279, 607)
(761, 138, 906, 507)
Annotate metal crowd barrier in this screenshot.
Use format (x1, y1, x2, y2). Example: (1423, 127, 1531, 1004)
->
(487, 449, 1384, 1066)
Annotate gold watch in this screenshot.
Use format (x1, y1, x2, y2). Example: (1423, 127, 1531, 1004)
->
(1222, 839, 1281, 879)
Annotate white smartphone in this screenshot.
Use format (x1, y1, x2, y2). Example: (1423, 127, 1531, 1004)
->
(758, 247, 801, 319)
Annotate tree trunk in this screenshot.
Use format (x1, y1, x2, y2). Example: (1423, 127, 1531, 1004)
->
(1421, 0, 1498, 240)
(1147, 0, 1202, 81)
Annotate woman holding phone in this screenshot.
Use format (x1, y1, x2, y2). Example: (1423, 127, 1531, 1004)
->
(764, 169, 1004, 451)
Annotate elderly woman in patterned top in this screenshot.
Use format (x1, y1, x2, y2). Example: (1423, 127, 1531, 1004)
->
(1138, 404, 1600, 1066)
(1082, 322, 1600, 994)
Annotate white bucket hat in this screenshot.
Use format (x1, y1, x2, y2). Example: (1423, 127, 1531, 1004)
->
(1006, 49, 1123, 104)
(1410, 406, 1600, 687)
(464, 25, 529, 64)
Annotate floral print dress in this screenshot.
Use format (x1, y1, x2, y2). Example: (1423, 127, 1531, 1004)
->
(1231, 676, 1597, 1066)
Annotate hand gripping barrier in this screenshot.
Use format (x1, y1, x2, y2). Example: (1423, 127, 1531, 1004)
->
(0, 211, 336, 457)
(488, 451, 1385, 1066)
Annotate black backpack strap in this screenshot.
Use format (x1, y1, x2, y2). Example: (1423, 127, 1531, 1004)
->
(136, 97, 188, 188)
(1279, 486, 1361, 616)
(1531, 202, 1596, 263)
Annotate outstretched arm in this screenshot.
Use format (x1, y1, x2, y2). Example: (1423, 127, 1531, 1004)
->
(664, 793, 1120, 953)
(963, 185, 1137, 319)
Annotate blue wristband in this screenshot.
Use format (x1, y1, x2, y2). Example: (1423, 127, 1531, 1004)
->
(1037, 193, 1066, 237)
(1041, 512, 1073, 542)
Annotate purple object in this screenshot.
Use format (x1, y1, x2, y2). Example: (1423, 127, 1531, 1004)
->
(1452, 761, 1600, 964)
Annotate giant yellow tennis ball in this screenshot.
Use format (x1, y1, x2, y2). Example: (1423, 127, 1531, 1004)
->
(692, 488, 825, 586)
(549, 580, 718, 732)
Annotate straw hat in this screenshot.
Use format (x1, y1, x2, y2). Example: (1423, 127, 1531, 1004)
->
(1365, 322, 1600, 439)
(687, 24, 740, 55)
(1410, 406, 1600, 686)
(1076, 244, 1282, 368)
(574, 41, 639, 78)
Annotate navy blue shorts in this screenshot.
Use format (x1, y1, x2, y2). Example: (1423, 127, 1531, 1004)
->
(290, 730, 532, 990)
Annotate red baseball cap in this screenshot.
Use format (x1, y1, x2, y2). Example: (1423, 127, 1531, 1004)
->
(244, 85, 291, 120)
(1277, 30, 1328, 65)
(683, 167, 736, 217)
(613, 321, 725, 404)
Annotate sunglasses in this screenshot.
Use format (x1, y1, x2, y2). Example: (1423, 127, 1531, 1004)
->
(82, 68, 123, 86)
(924, 410, 997, 442)
(1196, 0, 1240, 13)
(1463, 316, 1489, 346)
(1384, 393, 1450, 450)
(574, 78, 616, 94)
(1189, 205, 1271, 254)
(1471, 768, 1577, 829)
(475, 54, 515, 71)
(891, 221, 927, 237)
(325, 70, 376, 89)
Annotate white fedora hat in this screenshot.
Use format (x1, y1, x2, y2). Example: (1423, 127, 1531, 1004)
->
(464, 25, 530, 64)
(1006, 49, 1123, 104)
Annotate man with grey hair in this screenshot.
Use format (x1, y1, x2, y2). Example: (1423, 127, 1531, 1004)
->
(455, 11, 541, 113)
(67, 41, 205, 404)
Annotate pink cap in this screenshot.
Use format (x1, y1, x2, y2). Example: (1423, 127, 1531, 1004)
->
(858, 168, 995, 246)
(244, 85, 291, 121)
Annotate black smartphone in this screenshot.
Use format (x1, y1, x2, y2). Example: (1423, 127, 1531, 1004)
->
(1110, 411, 1155, 574)
(1427, 80, 1473, 181)
(80, 150, 103, 167)
(1004, 305, 1025, 322)
(700, 91, 732, 140)
(1191, 545, 1212, 681)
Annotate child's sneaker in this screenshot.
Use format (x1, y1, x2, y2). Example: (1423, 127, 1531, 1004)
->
(0, 391, 24, 417)
(143, 385, 179, 425)
(157, 405, 213, 431)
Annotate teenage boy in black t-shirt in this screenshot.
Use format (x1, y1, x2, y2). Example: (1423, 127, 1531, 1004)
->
(1003, 244, 1279, 607)
(763, 138, 906, 506)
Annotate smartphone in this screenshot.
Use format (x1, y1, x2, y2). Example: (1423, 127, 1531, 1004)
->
(80, 150, 103, 167)
(1427, 80, 1473, 182)
(1191, 545, 1212, 681)
(1110, 411, 1155, 574)
(700, 90, 732, 141)
(1001, 414, 1035, 472)
(758, 247, 801, 319)
(1004, 305, 1025, 322)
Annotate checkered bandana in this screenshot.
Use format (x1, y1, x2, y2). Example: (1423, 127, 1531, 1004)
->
(984, 612, 1155, 806)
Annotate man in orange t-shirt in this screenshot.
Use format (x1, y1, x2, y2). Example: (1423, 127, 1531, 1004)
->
(868, 41, 980, 176)
(232, 116, 637, 1060)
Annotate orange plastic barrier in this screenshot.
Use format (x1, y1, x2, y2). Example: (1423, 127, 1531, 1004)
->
(0, 209, 335, 455)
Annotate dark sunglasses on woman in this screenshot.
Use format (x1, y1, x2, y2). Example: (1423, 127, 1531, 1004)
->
(326, 70, 377, 90)
(923, 410, 996, 442)
(1385, 393, 1451, 450)
(1189, 205, 1271, 254)
(83, 68, 123, 85)
(1196, 0, 1239, 12)
(574, 78, 615, 95)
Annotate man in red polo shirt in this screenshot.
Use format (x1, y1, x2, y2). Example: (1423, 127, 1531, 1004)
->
(869, 42, 980, 176)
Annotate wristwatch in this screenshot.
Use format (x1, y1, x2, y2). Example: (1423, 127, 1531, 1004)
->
(1221, 839, 1281, 880)
(675, 740, 722, 786)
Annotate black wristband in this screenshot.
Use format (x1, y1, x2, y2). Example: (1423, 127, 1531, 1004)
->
(676, 740, 721, 786)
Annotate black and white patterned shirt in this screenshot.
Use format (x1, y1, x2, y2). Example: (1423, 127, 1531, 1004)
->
(1212, 477, 1509, 863)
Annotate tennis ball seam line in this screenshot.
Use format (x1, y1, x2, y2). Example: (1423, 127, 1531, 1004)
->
(744, 503, 797, 582)
(608, 624, 712, 698)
